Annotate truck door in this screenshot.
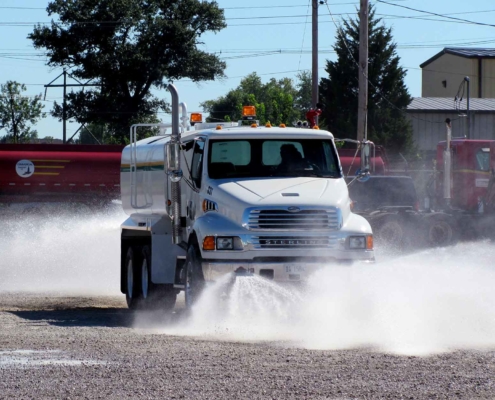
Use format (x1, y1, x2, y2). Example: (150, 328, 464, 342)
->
(181, 138, 205, 233)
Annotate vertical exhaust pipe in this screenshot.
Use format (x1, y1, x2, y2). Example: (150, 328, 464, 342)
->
(444, 118, 452, 208)
(167, 84, 183, 244)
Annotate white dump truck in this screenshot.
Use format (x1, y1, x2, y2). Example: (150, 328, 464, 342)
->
(119, 85, 374, 310)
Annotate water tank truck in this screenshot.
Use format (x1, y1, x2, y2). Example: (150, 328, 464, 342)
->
(119, 84, 375, 311)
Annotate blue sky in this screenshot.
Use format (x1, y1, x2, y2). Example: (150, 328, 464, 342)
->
(1, 0, 495, 140)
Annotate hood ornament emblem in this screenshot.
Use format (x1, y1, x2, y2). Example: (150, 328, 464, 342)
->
(287, 206, 301, 213)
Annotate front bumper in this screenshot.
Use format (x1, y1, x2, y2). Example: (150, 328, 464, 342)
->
(203, 255, 374, 282)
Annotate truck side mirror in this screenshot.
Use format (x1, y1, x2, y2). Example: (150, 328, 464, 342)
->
(361, 142, 371, 172)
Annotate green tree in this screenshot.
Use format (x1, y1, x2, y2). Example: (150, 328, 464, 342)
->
(319, 6, 413, 153)
(0, 81, 44, 143)
(29, 0, 227, 143)
(201, 72, 300, 125)
(294, 70, 313, 120)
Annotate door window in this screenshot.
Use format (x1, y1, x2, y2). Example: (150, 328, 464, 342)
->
(191, 140, 205, 188)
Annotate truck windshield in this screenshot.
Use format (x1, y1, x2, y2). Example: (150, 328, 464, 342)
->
(208, 139, 341, 179)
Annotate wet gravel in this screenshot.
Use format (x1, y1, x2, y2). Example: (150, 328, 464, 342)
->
(1, 293, 495, 399)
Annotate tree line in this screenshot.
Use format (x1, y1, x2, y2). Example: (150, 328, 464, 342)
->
(0, 1, 412, 153)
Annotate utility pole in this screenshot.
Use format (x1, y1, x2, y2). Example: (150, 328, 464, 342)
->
(312, 0, 319, 122)
(44, 71, 101, 144)
(357, 0, 369, 142)
(63, 69, 67, 144)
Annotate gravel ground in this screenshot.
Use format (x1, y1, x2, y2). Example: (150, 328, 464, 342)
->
(1, 293, 495, 399)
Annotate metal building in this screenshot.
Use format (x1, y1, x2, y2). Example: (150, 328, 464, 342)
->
(407, 97, 495, 151)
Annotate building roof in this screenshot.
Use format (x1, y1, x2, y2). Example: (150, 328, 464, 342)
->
(420, 48, 495, 68)
(407, 97, 495, 112)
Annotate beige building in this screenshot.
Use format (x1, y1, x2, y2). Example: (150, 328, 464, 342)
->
(421, 48, 495, 98)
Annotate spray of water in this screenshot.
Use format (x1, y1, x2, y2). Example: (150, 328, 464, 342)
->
(156, 242, 495, 355)
(0, 207, 124, 295)
(4, 208, 495, 355)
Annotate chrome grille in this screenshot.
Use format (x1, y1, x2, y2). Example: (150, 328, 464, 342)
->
(252, 236, 337, 249)
(247, 209, 340, 231)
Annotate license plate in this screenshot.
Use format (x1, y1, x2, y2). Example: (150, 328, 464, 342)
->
(285, 265, 306, 273)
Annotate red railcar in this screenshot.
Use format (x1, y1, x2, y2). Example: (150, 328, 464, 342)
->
(0, 144, 124, 207)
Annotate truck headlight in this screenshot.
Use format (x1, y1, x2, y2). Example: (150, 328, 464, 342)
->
(217, 237, 233, 250)
(214, 236, 243, 250)
(349, 236, 366, 249)
(348, 235, 373, 250)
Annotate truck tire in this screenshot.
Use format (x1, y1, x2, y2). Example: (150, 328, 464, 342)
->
(370, 213, 404, 251)
(140, 245, 176, 312)
(125, 246, 143, 310)
(184, 244, 205, 309)
(422, 213, 459, 247)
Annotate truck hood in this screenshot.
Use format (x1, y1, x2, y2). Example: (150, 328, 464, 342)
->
(213, 177, 350, 208)
(235, 178, 328, 199)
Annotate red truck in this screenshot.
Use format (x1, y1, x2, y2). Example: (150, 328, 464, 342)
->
(343, 132, 495, 250)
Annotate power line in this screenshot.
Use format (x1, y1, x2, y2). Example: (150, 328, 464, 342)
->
(3, 8, 495, 27)
(0, 2, 384, 11)
(376, 0, 495, 28)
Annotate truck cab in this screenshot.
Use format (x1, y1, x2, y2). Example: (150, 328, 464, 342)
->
(180, 126, 374, 282)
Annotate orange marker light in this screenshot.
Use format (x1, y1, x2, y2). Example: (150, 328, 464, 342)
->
(251, 123, 258, 128)
(312, 125, 320, 130)
(366, 235, 374, 250)
(216, 125, 222, 130)
(242, 106, 256, 117)
(279, 124, 286, 128)
(190, 113, 203, 123)
(203, 236, 216, 250)
(265, 122, 272, 128)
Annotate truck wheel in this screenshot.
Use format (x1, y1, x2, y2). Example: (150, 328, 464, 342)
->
(125, 246, 143, 310)
(141, 245, 176, 312)
(184, 244, 205, 309)
(423, 213, 459, 247)
(371, 214, 404, 251)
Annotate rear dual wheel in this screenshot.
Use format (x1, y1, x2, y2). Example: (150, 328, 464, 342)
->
(125, 245, 177, 311)
(125, 246, 142, 310)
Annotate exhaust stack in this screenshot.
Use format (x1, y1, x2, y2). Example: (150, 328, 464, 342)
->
(167, 84, 183, 244)
(444, 118, 452, 208)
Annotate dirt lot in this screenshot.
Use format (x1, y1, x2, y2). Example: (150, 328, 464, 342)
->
(1, 293, 495, 399)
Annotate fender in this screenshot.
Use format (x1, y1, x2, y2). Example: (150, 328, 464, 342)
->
(342, 212, 373, 234)
(191, 212, 243, 256)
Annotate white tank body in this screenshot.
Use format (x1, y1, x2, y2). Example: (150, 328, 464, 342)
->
(120, 135, 171, 216)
